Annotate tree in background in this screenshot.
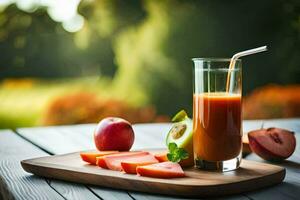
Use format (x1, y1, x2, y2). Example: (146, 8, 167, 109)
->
(112, 0, 300, 115)
(0, 0, 299, 116)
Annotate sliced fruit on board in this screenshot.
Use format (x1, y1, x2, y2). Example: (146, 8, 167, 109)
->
(80, 151, 119, 165)
(96, 151, 149, 170)
(166, 110, 194, 167)
(248, 127, 296, 161)
(121, 154, 159, 174)
(136, 161, 185, 178)
(154, 152, 168, 162)
(154, 151, 193, 167)
(96, 156, 109, 169)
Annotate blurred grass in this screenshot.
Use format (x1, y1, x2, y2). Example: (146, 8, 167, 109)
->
(0, 76, 144, 129)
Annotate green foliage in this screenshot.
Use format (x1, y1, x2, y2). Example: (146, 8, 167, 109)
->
(113, 0, 300, 114)
(0, 0, 299, 119)
(167, 142, 189, 163)
(0, 77, 111, 129)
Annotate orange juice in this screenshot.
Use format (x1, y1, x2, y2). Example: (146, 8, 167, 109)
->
(193, 93, 242, 162)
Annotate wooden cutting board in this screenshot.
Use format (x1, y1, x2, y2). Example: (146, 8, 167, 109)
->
(21, 149, 285, 198)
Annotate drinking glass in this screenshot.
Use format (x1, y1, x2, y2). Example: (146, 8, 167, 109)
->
(192, 58, 242, 172)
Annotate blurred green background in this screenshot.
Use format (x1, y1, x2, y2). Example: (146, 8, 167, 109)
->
(0, 0, 299, 129)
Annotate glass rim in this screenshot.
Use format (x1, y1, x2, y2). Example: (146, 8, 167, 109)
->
(194, 68, 241, 72)
(192, 58, 242, 62)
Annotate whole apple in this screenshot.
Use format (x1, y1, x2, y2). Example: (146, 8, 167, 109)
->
(94, 117, 135, 151)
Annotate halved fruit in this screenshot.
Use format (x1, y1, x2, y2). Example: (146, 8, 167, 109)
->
(97, 151, 149, 171)
(136, 161, 185, 178)
(166, 110, 194, 167)
(154, 152, 168, 162)
(248, 127, 296, 161)
(121, 154, 159, 174)
(242, 133, 252, 154)
(80, 151, 119, 165)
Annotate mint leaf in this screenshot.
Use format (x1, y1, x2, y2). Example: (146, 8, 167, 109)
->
(167, 142, 189, 163)
(178, 148, 189, 159)
(168, 142, 177, 153)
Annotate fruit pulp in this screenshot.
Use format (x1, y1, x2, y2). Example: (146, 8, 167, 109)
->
(80, 151, 119, 165)
(121, 154, 159, 174)
(136, 161, 185, 178)
(193, 93, 242, 162)
(101, 151, 149, 171)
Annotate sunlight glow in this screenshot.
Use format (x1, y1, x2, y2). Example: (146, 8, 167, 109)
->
(0, 0, 84, 32)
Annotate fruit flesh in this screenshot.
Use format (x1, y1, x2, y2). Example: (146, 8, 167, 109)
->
(80, 151, 119, 165)
(154, 152, 168, 162)
(96, 157, 109, 168)
(166, 113, 194, 167)
(98, 151, 149, 171)
(136, 161, 185, 178)
(121, 154, 159, 174)
(248, 127, 296, 161)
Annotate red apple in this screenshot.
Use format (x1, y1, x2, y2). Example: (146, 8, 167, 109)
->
(248, 127, 296, 161)
(94, 117, 135, 151)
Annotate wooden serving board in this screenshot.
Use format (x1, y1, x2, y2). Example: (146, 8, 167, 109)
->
(21, 149, 285, 198)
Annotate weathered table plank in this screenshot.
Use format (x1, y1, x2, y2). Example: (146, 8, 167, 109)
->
(0, 130, 64, 200)
(48, 180, 100, 200)
(0, 130, 106, 200)
(88, 186, 133, 200)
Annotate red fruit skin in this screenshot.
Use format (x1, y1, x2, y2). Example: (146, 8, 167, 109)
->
(94, 117, 135, 151)
(80, 151, 119, 165)
(136, 162, 185, 178)
(248, 127, 296, 161)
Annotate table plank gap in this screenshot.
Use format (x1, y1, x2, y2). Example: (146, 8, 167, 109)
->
(0, 130, 104, 200)
(89, 186, 134, 200)
(0, 130, 64, 200)
(48, 179, 101, 200)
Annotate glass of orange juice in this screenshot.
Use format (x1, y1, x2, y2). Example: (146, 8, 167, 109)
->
(192, 58, 242, 171)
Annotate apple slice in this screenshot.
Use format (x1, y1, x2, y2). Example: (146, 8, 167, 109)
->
(137, 161, 185, 178)
(248, 127, 296, 161)
(80, 151, 119, 165)
(121, 154, 159, 174)
(96, 151, 149, 170)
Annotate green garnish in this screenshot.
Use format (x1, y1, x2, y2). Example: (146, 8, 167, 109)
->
(171, 110, 188, 122)
(167, 142, 189, 163)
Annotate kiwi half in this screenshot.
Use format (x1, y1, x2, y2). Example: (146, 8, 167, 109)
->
(166, 110, 194, 167)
